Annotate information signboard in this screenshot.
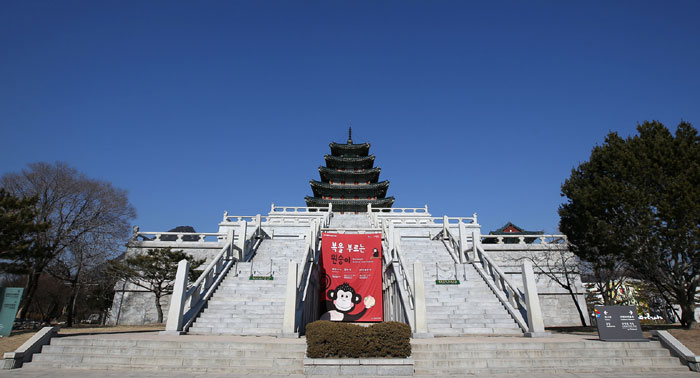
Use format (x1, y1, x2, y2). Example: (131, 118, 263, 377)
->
(319, 233, 383, 322)
(0, 288, 24, 337)
(594, 305, 646, 342)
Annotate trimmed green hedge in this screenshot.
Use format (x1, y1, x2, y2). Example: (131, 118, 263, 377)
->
(306, 321, 411, 358)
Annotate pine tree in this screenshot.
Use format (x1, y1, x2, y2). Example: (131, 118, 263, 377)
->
(560, 121, 700, 328)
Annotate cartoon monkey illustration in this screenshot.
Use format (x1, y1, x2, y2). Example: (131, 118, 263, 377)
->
(321, 282, 375, 321)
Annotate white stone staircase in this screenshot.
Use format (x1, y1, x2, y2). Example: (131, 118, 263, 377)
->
(329, 213, 372, 228)
(400, 238, 523, 335)
(23, 334, 305, 373)
(412, 338, 690, 375)
(187, 238, 306, 336)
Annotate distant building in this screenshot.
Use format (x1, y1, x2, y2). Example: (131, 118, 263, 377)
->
(484, 222, 544, 244)
(305, 128, 394, 213)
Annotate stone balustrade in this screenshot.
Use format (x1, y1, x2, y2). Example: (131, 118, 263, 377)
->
(481, 234, 567, 245)
(131, 231, 225, 243)
(163, 235, 236, 334)
(270, 203, 332, 214)
(472, 245, 530, 332)
(369, 205, 430, 214)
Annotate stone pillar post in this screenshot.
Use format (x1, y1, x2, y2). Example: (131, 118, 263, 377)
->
(388, 223, 395, 253)
(282, 260, 298, 337)
(413, 261, 430, 337)
(162, 259, 190, 335)
(393, 232, 401, 262)
(471, 228, 481, 263)
(237, 221, 247, 261)
(458, 222, 467, 263)
(442, 215, 448, 239)
(522, 261, 550, 337)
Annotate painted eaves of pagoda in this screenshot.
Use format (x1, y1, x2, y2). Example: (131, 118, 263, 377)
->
(305, 129, 394, 213)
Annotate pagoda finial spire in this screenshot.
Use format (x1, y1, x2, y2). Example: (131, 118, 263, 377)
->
(347, 123, 353, 144)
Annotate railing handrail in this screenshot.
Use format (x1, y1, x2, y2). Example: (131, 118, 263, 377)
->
(440, 227, 462, 263)
(224, 215, 268, 223)
(474, 244, 529, 332)
(136, 231, 225, 236)
(481, 234, 568, 244)
(371, 206, 429, 214)
(186, 240, 233, 298)
(165, 232, 237, 333)
(377, 216, 477, 225)
(271, 206, 331, 213)
(381, 221, 415, 311)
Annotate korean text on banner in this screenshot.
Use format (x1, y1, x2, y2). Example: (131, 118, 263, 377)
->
(319, 233, 383, 322)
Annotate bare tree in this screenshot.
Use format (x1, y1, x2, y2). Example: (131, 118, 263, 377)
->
(1, 162, 136, 319)
(520, 239, 589, 326)
(48, 232, 121, 327)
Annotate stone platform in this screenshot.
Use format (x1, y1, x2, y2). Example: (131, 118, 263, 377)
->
(8, 331, 694, 376)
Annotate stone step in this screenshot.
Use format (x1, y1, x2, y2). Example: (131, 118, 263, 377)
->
(412, 348, 673, 359)
(188, 327, 282, 335)
(48, 338, 305, 351)
(413, 366, 690, 375)
(414, 356, 684, 369)
(26, 362, 303, 374)
(412, 340, 667, 351)
(41, 345, 302, 358)
(430, 327, 523, 335)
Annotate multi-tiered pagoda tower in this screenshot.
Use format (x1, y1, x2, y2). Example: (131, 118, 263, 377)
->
(305, 129, 394, 213)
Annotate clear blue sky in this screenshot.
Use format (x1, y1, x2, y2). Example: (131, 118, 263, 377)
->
(2, 1, 699, 235)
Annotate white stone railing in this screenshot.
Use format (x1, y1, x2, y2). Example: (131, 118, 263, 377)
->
(368, 205, 431, 227)
(163, 230, 236, 334)
(369, 205, 430, 214)
(372, 214, 478, 228)
(270, 203, 333, 214)
(131, 231, 225, 243)
(472, 245, 529, 332)
(380, 221, 416, 326)
(481, 234, 567, 245)
(223, 207, 333, 229)
(283, 218, 324, 336)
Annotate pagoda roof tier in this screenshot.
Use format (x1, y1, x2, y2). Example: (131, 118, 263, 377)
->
(305, 196, 394, 212)
(324, 154, 375, 169)
(319, 167, 381, 183)
(310, 180, 389, 198)
(329, 142, 370, 157)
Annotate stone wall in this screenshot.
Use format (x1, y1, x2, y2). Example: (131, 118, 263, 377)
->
(483, 244, 590, 327)
(105, 242, 224, 326)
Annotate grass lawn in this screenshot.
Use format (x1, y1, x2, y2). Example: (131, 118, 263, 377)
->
(0, 324, 165, 355)
(668, 328, 700, 355)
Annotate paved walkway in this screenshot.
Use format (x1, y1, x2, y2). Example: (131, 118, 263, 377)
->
(0, 369, 697, 378)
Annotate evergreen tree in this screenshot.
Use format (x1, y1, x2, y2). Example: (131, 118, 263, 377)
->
(560, 121, 700, 328)
(108, 247, 204, 323)
(0, 189, 48, 273)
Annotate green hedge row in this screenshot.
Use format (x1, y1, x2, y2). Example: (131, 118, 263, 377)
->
(306, 320, 411, 358)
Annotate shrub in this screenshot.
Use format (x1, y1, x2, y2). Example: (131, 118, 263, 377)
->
(306, 320, 411, 358)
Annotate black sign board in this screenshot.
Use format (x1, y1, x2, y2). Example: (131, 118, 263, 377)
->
(435, 280, 460, 285)
(594, 305, 647, 342)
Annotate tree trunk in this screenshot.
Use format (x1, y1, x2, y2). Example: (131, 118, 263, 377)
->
(66, 281, 80, 327)
(567, 289, 588, 326)
(680, 302, 698, 329)
(154, 293, 163, 324)
(17, 270, 41, 319)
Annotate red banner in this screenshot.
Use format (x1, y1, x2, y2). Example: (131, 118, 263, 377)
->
(319, 233, 383, 322)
